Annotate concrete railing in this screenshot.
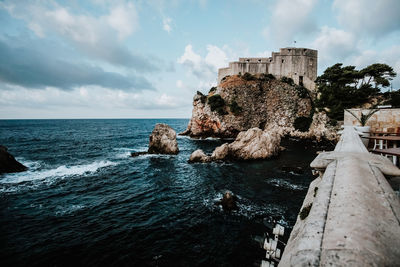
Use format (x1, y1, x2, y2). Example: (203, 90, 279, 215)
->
(279, 126, 400, 266)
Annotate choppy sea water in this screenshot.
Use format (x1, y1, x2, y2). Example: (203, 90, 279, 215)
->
(0, 119, 327, 266)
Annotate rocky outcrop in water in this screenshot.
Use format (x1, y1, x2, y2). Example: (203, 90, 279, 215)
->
(188, 149, 210, 163)
(216, 191, 238, 211)
(189, 128, 281, 162)
(131, 123, 179, 157)
(225, 127, 281, 160)
(148, 123, 179, 154)
(0, 145, 27, 174)
(181, 74, 338, 141)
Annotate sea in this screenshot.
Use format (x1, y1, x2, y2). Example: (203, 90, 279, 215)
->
(0, 119, 329, 267)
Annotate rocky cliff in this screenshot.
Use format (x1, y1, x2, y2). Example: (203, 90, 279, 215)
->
(181, 74, 337, 141)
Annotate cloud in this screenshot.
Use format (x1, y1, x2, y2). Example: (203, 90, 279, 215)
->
(1, 0, 164, 72)
(312, 26, 357, 69)
(0, 38, 154, 91)
(350, 45, 400, 88)
(177, 44, 230, 82)
(107, 3, 138, 39)
(333, 0, 400, 38)
(163, 17, 172, 33)
(263, 0, 318, 44)
(0, 86, 186, 118)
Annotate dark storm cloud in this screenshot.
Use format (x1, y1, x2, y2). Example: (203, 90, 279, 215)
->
(0, 39, 154, 91)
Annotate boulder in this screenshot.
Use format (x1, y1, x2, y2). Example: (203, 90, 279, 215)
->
(188, 149, 211, 163)
(0, 145, 27, 174)
(131, 151, 148, 157)
(220, 128, 281, 160)
(216, 191, 238, 211)
(211, 143, 229, 160)
(148, 124, 179, 154)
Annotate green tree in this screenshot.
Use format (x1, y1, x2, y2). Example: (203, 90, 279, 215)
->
(315, 63, 396, 120)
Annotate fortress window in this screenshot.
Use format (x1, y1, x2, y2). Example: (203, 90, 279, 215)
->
(258, 59, 261, 62)
(304, 49, 307, 52)
(246, 59, 250, 62)
(282, 59, 284, 63)
(288, 49, 291, 52)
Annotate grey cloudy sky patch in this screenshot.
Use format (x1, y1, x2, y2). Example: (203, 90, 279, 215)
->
(333, 0, 400, 38)
(0, 38, 154, 91)
(1, 0, 165, 73)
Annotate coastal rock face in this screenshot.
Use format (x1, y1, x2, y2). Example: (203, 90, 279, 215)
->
(148, 124, 179, 154)
(290, 112, 339, 142)
(211, 143, 229, 160)
(181, 75, 313, 138)
(188, 149, 211, 163)
(189, 128, 282, 162)
(222, 128, 281, 160)
(0, 145, 28, 174)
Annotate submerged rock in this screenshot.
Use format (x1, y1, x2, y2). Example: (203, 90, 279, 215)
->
(0, 145, 28, 174)
(131, 151, 148, 157)
(148, 124, 179, 154)
(216, 191, 238, 211)
(281, 166, 305, 175)
(188, 149, 211, 163)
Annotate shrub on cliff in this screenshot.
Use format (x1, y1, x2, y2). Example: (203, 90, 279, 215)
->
(295, 85, 309, 98)
(229, 100, 242, 115)
(197, 91, 207, 104)
(208, 87, 217, 94)
(208, 94, 227, 115)
(280, 76, 294, 85)
(259, 73, 276, 81)
(242, 72, 255, 81)
(294, 116, 313, 132)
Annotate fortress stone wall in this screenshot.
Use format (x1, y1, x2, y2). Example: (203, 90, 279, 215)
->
(218, 48, 318, 90)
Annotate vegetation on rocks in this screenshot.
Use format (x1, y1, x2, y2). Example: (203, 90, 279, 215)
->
(295, 85, 310, 98)
(197, 91, 207, 104)
(294, 116, 313, 132)
(242, 72, 256, 81)
(207, 94, 227, 115)
(280, 76, 294, 86)
(208, 87, 217, 94)
(229, 100, 242, 115)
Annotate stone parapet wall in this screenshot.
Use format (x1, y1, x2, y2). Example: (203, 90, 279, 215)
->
(344, 108, 400, 132)
(279, 127, 400, 266)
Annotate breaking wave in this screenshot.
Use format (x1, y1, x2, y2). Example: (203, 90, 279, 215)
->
(0, 160, 117, 185)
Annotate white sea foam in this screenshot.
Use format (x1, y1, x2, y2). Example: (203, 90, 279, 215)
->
(202, 192, 288, 226)
(266, 178, 307, 191)
(0, 160, 117, 184)
(55, 204, 86, 216)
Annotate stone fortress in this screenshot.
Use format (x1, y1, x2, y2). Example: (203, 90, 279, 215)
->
(217, 47, 318, 90)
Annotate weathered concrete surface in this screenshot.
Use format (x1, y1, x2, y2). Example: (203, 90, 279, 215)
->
(279, 126, 400, 266)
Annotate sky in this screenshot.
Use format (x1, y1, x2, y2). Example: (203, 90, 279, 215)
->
(0, 0, 399, 119)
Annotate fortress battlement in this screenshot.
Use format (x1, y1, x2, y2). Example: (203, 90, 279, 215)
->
(218, 47, 318, 90)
